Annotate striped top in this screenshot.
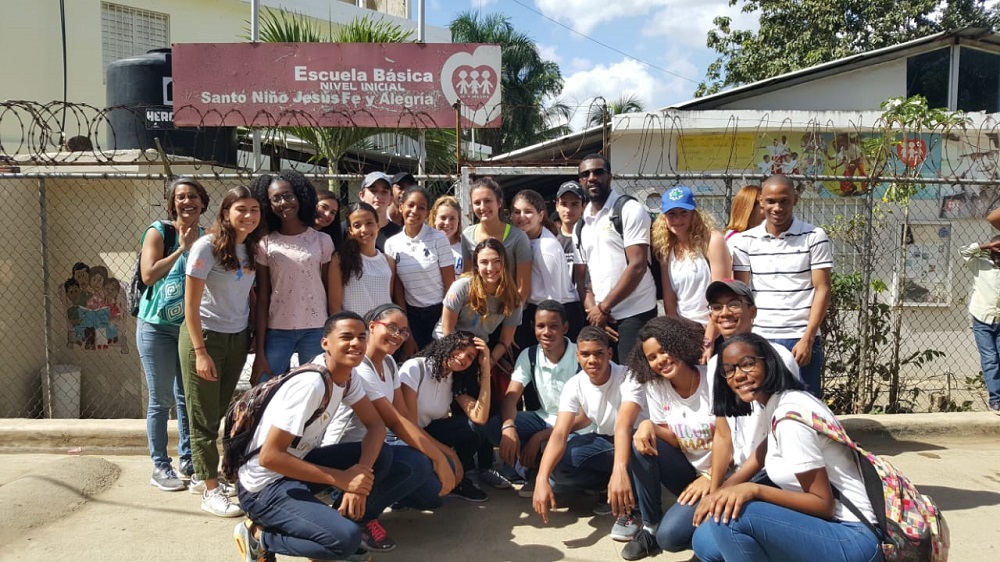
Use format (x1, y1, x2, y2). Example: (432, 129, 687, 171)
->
(731, 218, 833, 338)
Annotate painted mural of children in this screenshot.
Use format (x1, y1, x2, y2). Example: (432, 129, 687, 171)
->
(86, 266, 110, 310)
(104, 278, 128, 353)
(71, 262, 91, 305)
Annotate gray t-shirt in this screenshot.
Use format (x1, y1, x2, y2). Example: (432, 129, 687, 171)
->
(186, 234, 256, 334)
(460, 223, 532, 277)
(433, 276, 522, 340)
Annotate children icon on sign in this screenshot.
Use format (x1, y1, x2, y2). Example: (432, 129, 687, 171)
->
(454, 67, 495, 101)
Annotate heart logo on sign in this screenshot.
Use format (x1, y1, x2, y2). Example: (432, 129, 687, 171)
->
(440, 46, 502, 127)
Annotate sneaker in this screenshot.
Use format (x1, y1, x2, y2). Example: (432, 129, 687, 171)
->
(448, 477, 489, 502)
(179, 458, 194, 479)
(478, 468, 513, 489)
(499, 463, 526, 485)
(190, 476, 238, 497)
(201, 486, 244, 518)
(234, 520, 275, 562)
(517, 479, 535, 499)
(150, 465, 186, 491)
(360, 519, 397, 552)
(621, 528, 661, 561)
(592, 498, 613, 516)
(991, 402, 1000, 416)
(610, 509, 640, 542)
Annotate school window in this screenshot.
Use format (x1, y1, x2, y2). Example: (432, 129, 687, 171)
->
(101, 2, 170, 82)
(957, 47, 1000, 113)
(905, 48, 949, 110)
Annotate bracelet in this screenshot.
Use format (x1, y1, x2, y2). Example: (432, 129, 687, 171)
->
(702, 339, 713, 348)
(598, 303, 609, 315)
(192, 346, 206, 351)
(700, 471, 712, 481)
(501, 423, 517, 432)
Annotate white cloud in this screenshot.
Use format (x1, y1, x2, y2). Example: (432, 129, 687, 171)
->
(560, 58, 659, 130)
(640, 0, 759, 48)
(535, 0, 668, 35)
(537, 43, 563, 66)
(569, 57, 592, 72)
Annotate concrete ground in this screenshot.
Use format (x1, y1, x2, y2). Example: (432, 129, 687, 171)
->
(0, 414, 998, 562)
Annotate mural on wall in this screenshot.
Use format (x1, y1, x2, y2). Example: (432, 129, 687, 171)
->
(940, 132, 1000, 218)
(674, 129, 946, 200)
(892, 222, 953, 307)
(64, 262, 129, 353)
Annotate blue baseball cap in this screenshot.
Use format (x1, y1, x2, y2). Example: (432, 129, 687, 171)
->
(660, 186, 697, 213)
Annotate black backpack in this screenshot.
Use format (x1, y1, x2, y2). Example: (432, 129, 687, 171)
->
(220, 364, 337, 483)
(127, 221, 176, 317)
(574, 194, 662, 301)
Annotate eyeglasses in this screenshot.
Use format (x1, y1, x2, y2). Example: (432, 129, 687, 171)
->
(708, 301, 747, 313)
(579, 168, 607, 179)
(721, 356, 765, 379)
(373, 321, 411, 340)
(269, 193, 296, 204)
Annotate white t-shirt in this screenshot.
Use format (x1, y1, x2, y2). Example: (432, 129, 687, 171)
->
(322, 355, 399, 445)
(763, 390, 875, 524)
(528, 229, 578, 305)
(510, 340, 580, 427)
(730, 219, 833, 339)
(384, 224, 455, 308)
(237, 368, 366, 493)
(449, 241, 464, 276)
(668, 252, 711, 326)
(558, 362, 645, 435)
(341, 251, 393, 316)
(399, 357, 454, 428)
(707, 342, 800, 465)
(642, 366, 714, 472)
(573, 189, 657, 319)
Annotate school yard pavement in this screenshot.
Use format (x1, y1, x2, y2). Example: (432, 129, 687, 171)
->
(0, 413, 997, 562)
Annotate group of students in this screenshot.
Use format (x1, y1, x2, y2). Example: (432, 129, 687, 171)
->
(133, 163, 877, 562)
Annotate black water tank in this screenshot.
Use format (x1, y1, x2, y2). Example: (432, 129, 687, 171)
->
(106, 48, 238, 166)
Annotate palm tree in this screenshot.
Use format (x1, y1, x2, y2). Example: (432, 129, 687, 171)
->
(586, 94, 645, 128)
(256, 10, 456, 174)
(450, 11, 569, 156)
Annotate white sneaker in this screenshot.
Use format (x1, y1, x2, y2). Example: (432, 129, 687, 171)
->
(201, 487, 244, 518)
(190, 476, 238, 497)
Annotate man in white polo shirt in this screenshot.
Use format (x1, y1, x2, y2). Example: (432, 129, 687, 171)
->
(573, 154, 658, 361)
(730, 174, 832, 397)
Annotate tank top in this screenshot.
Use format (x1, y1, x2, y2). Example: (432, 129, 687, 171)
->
(669, 251, 711, 326)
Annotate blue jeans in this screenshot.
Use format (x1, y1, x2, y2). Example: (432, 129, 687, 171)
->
(136, 319, 191, 468)
(406, 305, 442, 350)
(630, 439, 698, 548)
(771, 336, 824, 398)
(263, 327, 324, 382)
(692, 500, 882, 562)
(485, 411, 551, 447)
(613, 307, 658, 364)
(385, 439, 446, 510)
(551, 433, 615, 492)
(425, 416, 481, 472)
(972, 318, 1000, 407)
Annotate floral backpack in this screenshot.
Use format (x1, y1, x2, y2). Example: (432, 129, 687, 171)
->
(775, 410, 949, 562)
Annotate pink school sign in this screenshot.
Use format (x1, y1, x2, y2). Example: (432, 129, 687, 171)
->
(172, 42, 502, 129)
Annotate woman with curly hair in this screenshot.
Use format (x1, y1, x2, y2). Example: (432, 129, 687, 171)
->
(136, 177, 208, 491)
(429, 195, 464, 275)
(314, 188, 343, 249)
(327, 202, 399, 315)
(510, 189, 585, 345)
(399, 331, 494, 502)
(180, 186, 263, 518)
(610, 315, 716, 561)
(461, 177, 532, 305)
(651, 186, 731, 359)
(252, 169, 333, 384)
(691, 334, 878, 562)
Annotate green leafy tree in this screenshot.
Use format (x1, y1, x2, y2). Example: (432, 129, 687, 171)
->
(257, 11, 456, 173)
(450, 11, 569, 155)
(698, 0, 999, 96)
(586, 94, 645, 128)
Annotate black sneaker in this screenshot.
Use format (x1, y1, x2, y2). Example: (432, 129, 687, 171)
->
(179, 458, 194, 479)
(360, 518, 397, 552)
(448, 477, 489, 502)
(621, 529, 661, 561)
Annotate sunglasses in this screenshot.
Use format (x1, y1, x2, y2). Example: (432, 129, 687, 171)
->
(721, 355, 765, 379)
(579, 168, 608, 179)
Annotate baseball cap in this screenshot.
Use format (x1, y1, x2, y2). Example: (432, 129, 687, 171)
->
(660, 186, 697, 213)
(705, 279, 755, 306)
(391, 172, 416, 186)
(556, 181, 585, 200)
(363, 171, 392, 189)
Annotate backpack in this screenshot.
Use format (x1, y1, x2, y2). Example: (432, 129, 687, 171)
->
(127, 221, 176, 317)
(776, 410, 949, 562)
(574, 194, 663, 301)
(220, 364, 338, 483)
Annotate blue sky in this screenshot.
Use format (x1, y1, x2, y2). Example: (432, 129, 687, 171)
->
(424, 0, 759, 129)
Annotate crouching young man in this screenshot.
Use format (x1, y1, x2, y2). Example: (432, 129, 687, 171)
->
(234, 311, 414, 562)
